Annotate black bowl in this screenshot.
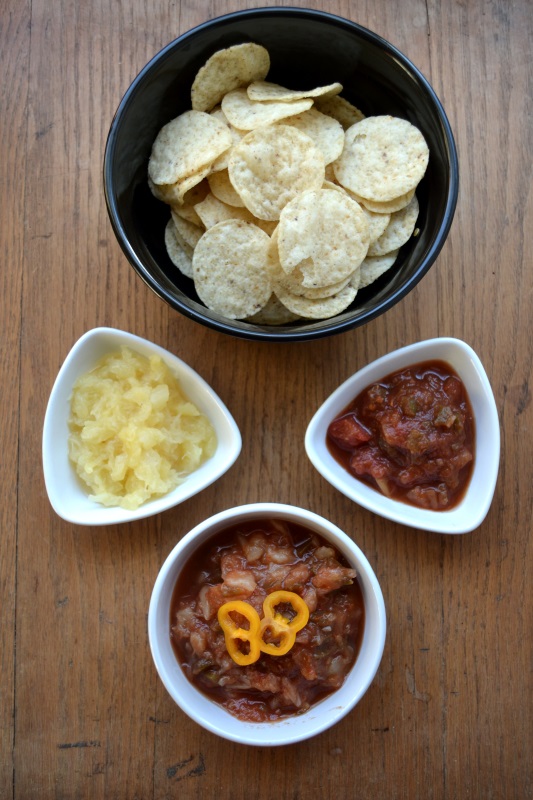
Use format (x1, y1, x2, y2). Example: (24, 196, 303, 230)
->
(104, 7, 458, 342)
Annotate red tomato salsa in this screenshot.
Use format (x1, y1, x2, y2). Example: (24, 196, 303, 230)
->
(327, 360, 475, 510)
(170, 519, 365, 722)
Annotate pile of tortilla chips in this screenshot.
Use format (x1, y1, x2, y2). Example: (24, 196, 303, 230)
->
(148, 43, 429, 324)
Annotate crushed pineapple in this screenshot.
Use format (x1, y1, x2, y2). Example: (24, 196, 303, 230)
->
(68, 347, 217, 509)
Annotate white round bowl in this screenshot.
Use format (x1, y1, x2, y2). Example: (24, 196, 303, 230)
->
(42, 327, 242, 526)
(305, 337, 500, 534)
(148, 503, 386, 746)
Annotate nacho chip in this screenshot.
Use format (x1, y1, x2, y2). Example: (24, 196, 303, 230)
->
(277, 188, 369, 287)
(279, 107, 345, 165)
(171, 202, 203, 227)
(320, 182, 391, 244)
(315, 94, 365, 129)
(169, 178, 209, 226)
(267, 229, 353, 299)
(170, 209, 204, 257)
(181, 178, 210, 207)
(221, 88, 313, 130)
(228, 125, 325, 221)
(149, 175, 208, 214)
(246, 293, 302, 325)
(367, 194, 419, 256)
(208, 169, 245, 207)
(275, 280, 359, 319)
(164, 219, 194, 279)
(359, 250, 400, 288)
(209, 107, 247, 172)
(192, 219, 272, 318)
(194, 192, 276, 234)
(195, 192, 245, 229)
(351, 188, 415, 214)
(333, 115, 429, 202)
(362, 207, 391, 244)
(191, 43, 270, 112)
(246, 80, 342, 102)
(148, 111, 232, 185)
(277, 265, 353, 299)
(164, 165, 213, 206)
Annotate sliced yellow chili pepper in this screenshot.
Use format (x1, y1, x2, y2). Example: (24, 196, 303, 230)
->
(258, 619, 296, 656)
(217, 600, 261, 666)
(218, 591, 310, 664)
(262, 591, 310, 633)
(259, 591, 310, 656)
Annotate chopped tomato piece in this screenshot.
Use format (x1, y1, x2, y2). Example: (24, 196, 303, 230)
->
(327, 414, 371, 449)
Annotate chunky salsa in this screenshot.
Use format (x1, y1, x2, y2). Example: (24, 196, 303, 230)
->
(170, 519, 365, 722)
(327, 360, 475, 510)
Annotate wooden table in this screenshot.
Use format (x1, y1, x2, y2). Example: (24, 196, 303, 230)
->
(2, 1, 531, 797)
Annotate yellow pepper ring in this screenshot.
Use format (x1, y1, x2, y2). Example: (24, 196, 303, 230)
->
(217, 591, 310, 665)
(217, 600, 262, 667)
(258, 619, 295, 656)
(259, 590, 310, 656)
(262, 590, 310, 633)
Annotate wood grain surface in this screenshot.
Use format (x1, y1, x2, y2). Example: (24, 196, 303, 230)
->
(1, 0, 531, 798)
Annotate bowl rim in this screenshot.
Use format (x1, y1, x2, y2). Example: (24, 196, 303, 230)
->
(304, 337, 500, 534)
(103, 6, 459, 342)
(148, 502, 387, 745)
(42, 326, 242, 526)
